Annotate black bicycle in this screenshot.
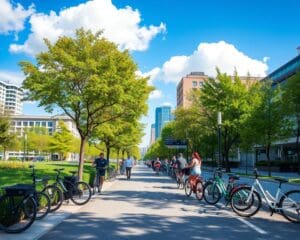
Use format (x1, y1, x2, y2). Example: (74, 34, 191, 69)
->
(44, 168, 91, 210)
(29, 165, 51, 219)
(0, 184, 37, 233)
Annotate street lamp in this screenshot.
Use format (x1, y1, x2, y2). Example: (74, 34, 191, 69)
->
(217, 112, 222, 168)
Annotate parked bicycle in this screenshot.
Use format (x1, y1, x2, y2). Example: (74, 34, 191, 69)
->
(230, 168, 300, 223)
(203, 168, 246, 205)
(43, 168, 91, 212)
(0, 184, 37, 233)
(29, 165, 51, 220)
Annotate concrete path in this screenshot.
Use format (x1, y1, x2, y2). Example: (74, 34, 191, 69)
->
(39, 165, 299, 240)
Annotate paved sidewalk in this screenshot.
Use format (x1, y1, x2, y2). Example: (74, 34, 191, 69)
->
(0, 179, 116, 240)
(39, 165, 299, 240)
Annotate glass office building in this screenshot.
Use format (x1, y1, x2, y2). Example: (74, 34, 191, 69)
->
(155, 106, 173, 140)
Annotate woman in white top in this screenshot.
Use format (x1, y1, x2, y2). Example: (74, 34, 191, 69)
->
(187, 152, 202, 176)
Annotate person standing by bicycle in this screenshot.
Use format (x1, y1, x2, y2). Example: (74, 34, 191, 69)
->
(92, 152, 108, 193)
(124, 156, 134, 180)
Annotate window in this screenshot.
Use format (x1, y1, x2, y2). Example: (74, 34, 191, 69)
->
(199, 81, 204, 88)
(48, 121, 53, 127)
(35, 122, 40, 127)
(42, 121, 46, 127)
(23, 122, 28, 127)
(17, 121, 22, 126)
(29, 121, 34, 126)
(192, 81, 197, 87)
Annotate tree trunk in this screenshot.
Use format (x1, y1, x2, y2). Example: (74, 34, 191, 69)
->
(78, 137, 86, 181)
(122, 149, 125, 159)
(106, 144, 110, 167)
(116, 149, 120, 171)
(266, 143, 271, 177)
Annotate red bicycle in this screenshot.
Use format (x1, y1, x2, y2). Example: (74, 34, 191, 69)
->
(185, 174, 204, 200)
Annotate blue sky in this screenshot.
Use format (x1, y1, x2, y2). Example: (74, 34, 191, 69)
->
(0, 0, 300, 147)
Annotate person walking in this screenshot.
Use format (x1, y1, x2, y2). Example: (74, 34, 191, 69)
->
(124, 156, 134, 180)
(92, 152, 108, 193)
(119, 158, 125, 175)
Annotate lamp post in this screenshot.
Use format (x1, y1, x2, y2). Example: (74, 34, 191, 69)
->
(217, 112, 222, 168)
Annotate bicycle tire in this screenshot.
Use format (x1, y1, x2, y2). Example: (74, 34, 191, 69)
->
(35, 192, 51, 220)
(184, 179, 192, 197)
(43, 185, 63, 212)
(0, 195, 37, 233)
(176, 177, 181, 189)
(70, 181, 92, 205)
(195, 181, 204, 201)
(203, 182, 221, 205)
(279, 190, 300, 223)
(230, 186, 261, 217)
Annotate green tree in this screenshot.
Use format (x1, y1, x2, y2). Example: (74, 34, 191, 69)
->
(243, 80, 293, 176)
(26, 127, 51, 158)
(282, 71, 300, 173)
(20, 29, 152, 180)
(49, 121, 75, 160)
(198, 70, 255, 172)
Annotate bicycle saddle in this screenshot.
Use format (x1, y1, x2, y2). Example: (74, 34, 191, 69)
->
(54, 168, 64, 172)
(274, 177, 288, 183)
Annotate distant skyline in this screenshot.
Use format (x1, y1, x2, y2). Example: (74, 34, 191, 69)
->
(0, 0, 299, 147)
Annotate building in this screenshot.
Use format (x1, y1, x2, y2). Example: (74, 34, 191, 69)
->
(240, 48, 300, 168)
(0, 80, 23, 115)
(176, 72, 261, 109)
(155, 106, 173, 140)
(1, 114, 80, 161)
(150, 123, 155, 145)
(177, 72, 208, 108)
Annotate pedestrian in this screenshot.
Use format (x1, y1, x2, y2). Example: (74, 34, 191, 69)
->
(119, 158, 125, 175)
(124, 156, 134, 180)
(92, 152, 108, 193)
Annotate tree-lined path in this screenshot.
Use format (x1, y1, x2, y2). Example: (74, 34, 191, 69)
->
(40, 165, 299, 240)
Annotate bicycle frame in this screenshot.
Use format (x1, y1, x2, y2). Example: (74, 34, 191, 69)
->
(248, 178, 284, 210)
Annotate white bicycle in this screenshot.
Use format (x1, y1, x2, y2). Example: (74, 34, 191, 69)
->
(230, 169, 300, 223)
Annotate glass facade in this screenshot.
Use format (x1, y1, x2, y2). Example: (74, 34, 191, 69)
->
(155, 106, 173, 140)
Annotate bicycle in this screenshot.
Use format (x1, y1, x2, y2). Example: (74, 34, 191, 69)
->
(230, 168, 300, 223)
(44, 168, 92, 211)
(0, 184, 37, 233)
(176, 168, 189, 189)
(92, 167, 106, 195)
(203, 168, 246, 205)
(184, 171, 204, 201)
(29, 165, 51, 220)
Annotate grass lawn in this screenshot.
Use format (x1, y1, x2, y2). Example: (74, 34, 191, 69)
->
(0, 161, 116, 192)
(233, 172, 300, 184)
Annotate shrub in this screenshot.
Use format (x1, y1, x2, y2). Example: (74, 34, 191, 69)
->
(0, 161, 28, 169)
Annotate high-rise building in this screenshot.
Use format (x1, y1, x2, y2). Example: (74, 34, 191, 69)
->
(177, 72, 208, 108)
(155, 106, 173, 140)
(150, 123, 155, 145)
(0, 80, 23, 115)
(176, 72, 261, 109)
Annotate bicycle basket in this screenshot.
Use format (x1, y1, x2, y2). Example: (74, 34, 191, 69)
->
(4, 184, 35, 196)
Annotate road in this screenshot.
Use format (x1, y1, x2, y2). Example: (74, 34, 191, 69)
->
(40, 165, 299, 240)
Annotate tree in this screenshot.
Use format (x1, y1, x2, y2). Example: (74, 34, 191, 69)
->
(198, 69, 255, 172)
(26, 127, 51, 157)
(281, 71, 300, 173)
(0, 116, 12, 160)
(49, 121, 75, 160)
(20, 29, 152, 180)
(243, 80, 293, 176)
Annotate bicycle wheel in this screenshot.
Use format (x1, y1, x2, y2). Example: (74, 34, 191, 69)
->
(195, 181, 204, 201)
(279, 190, 300, 223)
(203, 182, 221, 205)
(43, 185, 63, 212)
(35, 192, 50, 220)
(184, 179, 192, 197)
(230, 186, 261, 217)
(70, 181, 92, 205)
(0, 195, 37, 233)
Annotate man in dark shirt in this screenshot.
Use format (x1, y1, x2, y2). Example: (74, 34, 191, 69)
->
(92, 152, 108, 193)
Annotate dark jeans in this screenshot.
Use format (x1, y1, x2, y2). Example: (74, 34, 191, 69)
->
(126, 167, 132, 179)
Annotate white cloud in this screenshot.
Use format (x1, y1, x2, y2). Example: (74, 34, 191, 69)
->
(0, 0, 34, 35)
(0, 70, 24, 86)
(136, 67, 161, 85)
(9, 0, 166, 55)
(146, 41, 268, 84)
(149, 89, 162, 99)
